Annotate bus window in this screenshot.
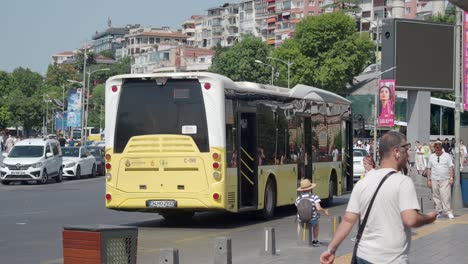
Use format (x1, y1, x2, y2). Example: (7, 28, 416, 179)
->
(114, 79, 209, 153)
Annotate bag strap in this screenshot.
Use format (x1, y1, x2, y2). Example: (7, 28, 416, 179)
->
(352, 170, 397, 258)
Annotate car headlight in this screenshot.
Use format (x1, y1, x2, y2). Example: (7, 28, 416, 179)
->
(31, 162, 43, 168)
(0, 163, 6, 168)
(65, 162, 76, 168)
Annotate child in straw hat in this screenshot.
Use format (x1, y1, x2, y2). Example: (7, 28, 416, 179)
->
(295, 179, 329, 246)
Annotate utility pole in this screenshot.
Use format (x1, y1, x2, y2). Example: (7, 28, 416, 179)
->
(81, 44, 87, 145)
(452, 7, 463, 209)
(373, 17, 380, 163)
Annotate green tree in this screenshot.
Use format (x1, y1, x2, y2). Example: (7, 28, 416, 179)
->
(10, 67, 43, 97)
(275, 12, 374, 93)
(427, 6, 456, 24)
(209, 35, 273, 83)
(45, 64, 80, 87)
(99, 50, 115, 59)
(0, 106, 10, 129)
(74, 51, 96, 72)
(324, 0, 361, 13)
(0, 71, 14, 100)
(6, 89, 43, 136)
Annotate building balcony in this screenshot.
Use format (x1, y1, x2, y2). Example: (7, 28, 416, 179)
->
(266, 39, 275, 45)
(267, 0, 276, 3)
(267, 5, 276, 11)
(267, 17, 277, 23)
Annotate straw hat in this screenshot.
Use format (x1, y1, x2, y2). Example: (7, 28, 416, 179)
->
(297, 179, 317, 191)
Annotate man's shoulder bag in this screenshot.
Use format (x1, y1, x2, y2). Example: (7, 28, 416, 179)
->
(351, 170, 397, 264)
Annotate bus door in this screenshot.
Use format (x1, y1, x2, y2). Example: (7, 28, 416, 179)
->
(344, 119, 353, 192)
(303, 117, 313, 181)
(237, 111, 258, 209)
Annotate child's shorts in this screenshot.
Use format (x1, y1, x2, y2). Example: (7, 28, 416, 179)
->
(298, 217, 319, 226)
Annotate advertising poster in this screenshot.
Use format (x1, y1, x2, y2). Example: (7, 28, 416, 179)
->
(464, 12, 468, 111)
(66, 88, 82, 128)
(378, 79, 396, 127)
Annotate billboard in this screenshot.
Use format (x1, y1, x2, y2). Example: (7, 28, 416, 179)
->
(464, 12, 468, 111)
(378, 79, 396, 127)
(66, 88, 82, 128)
(382, 19, 455, 91)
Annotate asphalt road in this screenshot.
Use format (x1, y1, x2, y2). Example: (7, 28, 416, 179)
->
(0, 171, 349, 264)
(0, 176, 158, 264)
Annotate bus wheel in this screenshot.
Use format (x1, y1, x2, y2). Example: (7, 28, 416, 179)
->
(160, 211, 194, 222)
(1, 180, 11, 185)
(261, 178, 276, 220)
(323, 173, 336, 206)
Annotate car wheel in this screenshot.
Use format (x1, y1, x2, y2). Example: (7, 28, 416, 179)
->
(37, 170, 48, 185)
(90, 164, 96, 178)
(100, 165, 106, 176)
(56, 167, 63, 183)
(75, 166, 81, 180)
(260, 178, 276, 220)
(1, 180, 11, 185)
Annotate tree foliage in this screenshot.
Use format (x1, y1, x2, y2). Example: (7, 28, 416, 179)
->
(275, 12, 374, 93)
(209, 35, 273, 84)
(45, 64, 80, 87)
(427, 6, 456, 25)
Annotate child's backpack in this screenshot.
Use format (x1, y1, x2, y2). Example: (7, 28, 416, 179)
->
(296, 194, 315, 222)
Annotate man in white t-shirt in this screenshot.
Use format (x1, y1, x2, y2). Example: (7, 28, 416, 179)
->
(320, 131, 437, 264)
(427, 141, 454, 219)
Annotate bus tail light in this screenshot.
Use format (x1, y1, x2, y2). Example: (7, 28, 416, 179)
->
(213, 193, 220, 200)
(204, 83, 211, 90)
(111, 85, 118, 92)
(106, 173, 112, 181)
(212, 162, 220, 170)
(105, 163, 111, 170)
(105, 193, 112, 201)
(105, 154, 111, 161)
(212, 152, 220, 160)
(213, 171, 221, 180)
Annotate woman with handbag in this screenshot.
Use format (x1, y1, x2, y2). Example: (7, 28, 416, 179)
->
(320, 132, 437, 264)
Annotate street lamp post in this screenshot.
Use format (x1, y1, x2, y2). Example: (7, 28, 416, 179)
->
(267, 57, 294, 88)
(84, 68, 110, 145)
(255, 59, 275, 85)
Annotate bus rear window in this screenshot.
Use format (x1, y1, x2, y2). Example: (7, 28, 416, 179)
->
(114, 79, 209, 153)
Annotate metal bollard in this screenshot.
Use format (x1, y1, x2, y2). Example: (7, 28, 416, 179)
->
(262, 227, 276, 255)
(420, 197, 424, 213)
(332, 216, 342, 235)
(159, 248, 179, 264)
(214, 237, 232, 264)
(297, 222, 313, 246)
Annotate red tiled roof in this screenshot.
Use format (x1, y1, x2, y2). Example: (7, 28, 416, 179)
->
(54, 51, 74, 56)
(183, 48, 215, 56)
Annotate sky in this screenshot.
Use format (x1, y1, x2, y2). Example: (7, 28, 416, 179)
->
(0, 0, 228, 75)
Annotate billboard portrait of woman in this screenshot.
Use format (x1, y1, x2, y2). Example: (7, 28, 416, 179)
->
(378, 80, 396, 127)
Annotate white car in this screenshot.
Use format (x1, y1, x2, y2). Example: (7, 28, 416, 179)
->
(0, 138, 63, 185)
(353, 148, 369, 182)
(62, 147, 97, 179)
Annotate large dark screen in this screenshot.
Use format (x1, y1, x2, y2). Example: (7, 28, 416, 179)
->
(395, 21, 454, 91)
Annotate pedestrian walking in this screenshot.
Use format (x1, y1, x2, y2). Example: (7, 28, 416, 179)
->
(295, 179, 329, 246)
(320, 131, 437, 264)
(427, 141, 455, 219)
(415, 141, 426, 175)
(5, 135, 15, 153)
(459, 140, 467, 168)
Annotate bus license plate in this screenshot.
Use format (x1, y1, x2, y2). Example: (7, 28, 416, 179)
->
(147, 200, 177, 208)
(11, 171, 25, 175)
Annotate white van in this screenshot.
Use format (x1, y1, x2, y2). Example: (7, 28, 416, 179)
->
(0, 138, 63, 185)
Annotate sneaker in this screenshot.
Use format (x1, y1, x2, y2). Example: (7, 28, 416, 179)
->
(312, 240, 320, 247)
(447, 213, 454, 219)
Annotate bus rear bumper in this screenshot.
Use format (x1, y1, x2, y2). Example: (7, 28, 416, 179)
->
(105, 185, 226, 212)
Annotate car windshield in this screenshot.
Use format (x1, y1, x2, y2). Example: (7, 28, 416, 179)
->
(8, 146, 44, 158)
(88, 148, 101, 157)
(62, 147, 80, 157)
(353, 149, 368, 157)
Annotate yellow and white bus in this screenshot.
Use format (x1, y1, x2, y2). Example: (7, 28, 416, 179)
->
(104, 72, 353, 220)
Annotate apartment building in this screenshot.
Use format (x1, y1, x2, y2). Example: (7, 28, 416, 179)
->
(201, 3, 240, 49)
(131, 46, 215, 73)
(121, 27, 188, 57)
(52, 51, 75, 65)
(239, 0, 258, 37)
(182, 15, 205, 47)
(92, 25, 139, 57)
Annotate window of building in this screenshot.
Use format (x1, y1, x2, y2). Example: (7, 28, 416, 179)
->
(149, 38, 154, 44)
(156, 38, 160, 43)
(405, 7, 411, 15)
(135, 48, 140, 54)
(130, 38, 134, 45)
(308, 11, 314, 16)
(136, 38, 141, 44)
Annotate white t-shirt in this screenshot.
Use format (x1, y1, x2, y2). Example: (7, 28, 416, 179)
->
(427, 152, 453, 181)
(346, 168, 420, 264)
